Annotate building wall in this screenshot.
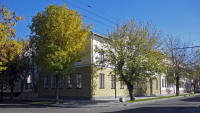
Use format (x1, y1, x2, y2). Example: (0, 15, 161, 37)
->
(39, 66, 92, 99)
(160, 74, 186, 95)
(91, 68, 129, 99)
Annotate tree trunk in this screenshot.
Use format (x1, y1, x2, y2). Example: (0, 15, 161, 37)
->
(193, 82, 196, 94)
(0, 84, 3, 102)
(176, 76, 179, 96)
(55, 75, 59, 104)
(127, 84, 135, 101)
(20, 80, 24, 100)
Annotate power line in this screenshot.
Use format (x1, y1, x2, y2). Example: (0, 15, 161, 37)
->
(174, 46, 200, 49)
(61, 0, 117, 25)
(83, 15, 113, 28)
(72, 0, 117, 24)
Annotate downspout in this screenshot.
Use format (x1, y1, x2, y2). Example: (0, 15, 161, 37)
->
(90, 33, 94, 100)
(114, 48, 117, 98)
(160, 75, 162, 95)
(114, 70, 117, 98)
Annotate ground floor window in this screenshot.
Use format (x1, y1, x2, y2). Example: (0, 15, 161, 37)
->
(51, 76, 56, 89)
(58, 79, 62, 89)
(111, 75, 115, 89)
(44, 76, 48, 89)
(66, 74, 72, 88)
(162, 78, 166, 88)
(99, 73, 105, 89)
(76, 74, 82, 89)
(156, 79, 159, 90)
(120, 81, 124, 89)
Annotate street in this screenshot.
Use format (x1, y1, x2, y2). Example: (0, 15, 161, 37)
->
(0, 95, 200, 113)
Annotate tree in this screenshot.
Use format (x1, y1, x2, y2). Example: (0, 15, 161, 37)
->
(2, 40, 23, 100)
(30, 4, 90, 103)
(187, 50, 200, 93)
(0, 5, 23, 101)
(95, 20, 166, 101)
(0, 5, 23, 64)
(165, 36, 194, 96)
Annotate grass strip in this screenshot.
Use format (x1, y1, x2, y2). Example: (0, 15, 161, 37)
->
(128, 93, 195, 103)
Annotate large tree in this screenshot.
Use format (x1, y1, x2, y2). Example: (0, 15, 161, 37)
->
(95, 20, 166, 101)
(30, 4, 90, 103)
(2, 40, 23, 100)
(0, 5, 23, 101)
(165, 36, 195, 96)
(0, 5, 23, 72)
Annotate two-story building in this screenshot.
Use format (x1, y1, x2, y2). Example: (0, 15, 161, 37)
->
(38, 33, 177, 100)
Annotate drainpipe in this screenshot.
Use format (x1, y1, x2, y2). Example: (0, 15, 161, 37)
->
(114, 47, 117, 98)
(115, 70, 117, 98)
(90, 33, 94, 100)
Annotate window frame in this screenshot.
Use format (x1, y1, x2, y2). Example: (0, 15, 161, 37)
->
(66, 74, 72, 89)
(156, 79, 159, 90)
(44, 76, 48, 89)
(76, 74, 82, 89)
(120, 80, 124, 89)
(111, 75, 115, 89)
(99, 73, 105, 89)
(51, 76, 56, 89)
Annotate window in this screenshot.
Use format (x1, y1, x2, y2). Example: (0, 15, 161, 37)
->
(51, 76, 56, 89)
(44, 76, 48, 89)
(120, 81, 124, 89)
(58, 79, 62, 89)
(111, 75, 115, 89)
(162, 79, 165, 88)
(156, 79, 159, 90)
(99, 73, 105, 89)
(133, 85, 136, 89)
(66, 74, 72, 88)
(99, 50, 104, 62)
(76, 74, 82, 89)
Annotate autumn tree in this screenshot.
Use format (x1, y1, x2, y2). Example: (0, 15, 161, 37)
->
(30, 5, 90, 103)
(95, 20, 166, 101)
(2, 40, 24, 99)
(0, 5, 23, 101)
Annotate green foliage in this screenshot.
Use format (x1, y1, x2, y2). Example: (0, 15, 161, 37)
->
(95, 19, 167, 100)
(30, 4, 90, 77)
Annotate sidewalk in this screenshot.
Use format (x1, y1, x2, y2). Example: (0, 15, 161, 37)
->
(49, 93, 199, 108)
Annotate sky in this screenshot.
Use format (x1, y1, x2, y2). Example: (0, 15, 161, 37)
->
(0, 0, 200, 45)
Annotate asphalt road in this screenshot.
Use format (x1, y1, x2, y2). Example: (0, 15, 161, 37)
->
(0, 95, 200, 113)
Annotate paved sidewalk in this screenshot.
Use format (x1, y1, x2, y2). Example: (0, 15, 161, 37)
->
(49, 94, 198, 108)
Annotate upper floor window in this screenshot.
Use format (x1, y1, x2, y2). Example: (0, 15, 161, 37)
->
(99, 73, 105, 89)
(111, 75, 115, 89)
(76, 74, 82, 89)
(99, 49, 104, 62)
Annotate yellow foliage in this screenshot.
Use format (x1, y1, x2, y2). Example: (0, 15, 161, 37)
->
(30, 5, 90, 76)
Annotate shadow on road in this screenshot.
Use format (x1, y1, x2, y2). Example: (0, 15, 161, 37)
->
(103, 107, 200, 113)
(181, 95, 200, 102)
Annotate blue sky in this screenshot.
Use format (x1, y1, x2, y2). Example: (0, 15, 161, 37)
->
(0, 0, 200, 45)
